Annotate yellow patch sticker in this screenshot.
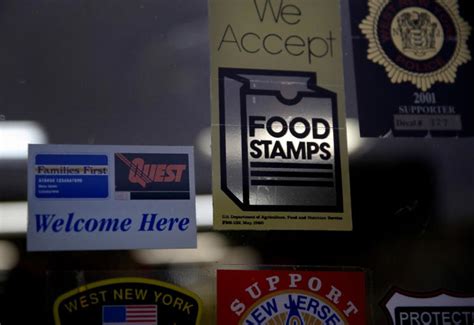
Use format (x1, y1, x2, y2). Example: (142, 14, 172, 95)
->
(53, 277, 202, 325)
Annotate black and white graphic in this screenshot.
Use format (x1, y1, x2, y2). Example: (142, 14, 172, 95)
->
(219, 68, 343, 212)
(382, 287, 474, 325)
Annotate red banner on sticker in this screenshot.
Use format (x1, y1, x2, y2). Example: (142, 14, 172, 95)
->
(217, 269, 367, 325)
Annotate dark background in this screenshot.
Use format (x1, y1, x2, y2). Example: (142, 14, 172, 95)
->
(350, 0, 474, 137)
(0, 0, 473, 324)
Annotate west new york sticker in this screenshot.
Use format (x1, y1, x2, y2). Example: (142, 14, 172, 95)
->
(217, 269, 367, 325)
(53, 277, 202, 325)
(28, 145, 196, 251)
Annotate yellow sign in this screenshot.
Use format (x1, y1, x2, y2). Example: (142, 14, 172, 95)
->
(210, 0, 352, 230)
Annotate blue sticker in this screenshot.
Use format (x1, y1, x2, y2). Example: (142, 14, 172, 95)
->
(35, 154, 108, 198)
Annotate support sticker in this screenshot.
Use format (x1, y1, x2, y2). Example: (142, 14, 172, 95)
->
(53, 277, 202, 325)
(382, 287, 474, 324)
(217, 269, 367, 324)
(350, 0, 474, 137)
(210, 0, 352, 230)
(28, 145, 196, 251)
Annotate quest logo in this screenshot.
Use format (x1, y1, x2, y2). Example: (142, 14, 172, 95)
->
(115, 153, 189, 200)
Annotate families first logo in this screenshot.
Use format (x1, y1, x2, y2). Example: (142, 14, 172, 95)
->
(217, 270, 367, 325)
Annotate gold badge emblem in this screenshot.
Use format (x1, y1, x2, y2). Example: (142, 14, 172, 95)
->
(360, 0, 471, 91)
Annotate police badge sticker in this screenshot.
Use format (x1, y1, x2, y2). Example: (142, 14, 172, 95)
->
(217, 269, 367, 325)
(350, 0, 474, 137)
(381, 287, 474, 324)
(360, 0, 471, 91)
(53, 277, 202, 325)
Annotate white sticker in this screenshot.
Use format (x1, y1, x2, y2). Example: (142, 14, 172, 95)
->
(382, 287, 474, 325)
(27, 144, 196, 251)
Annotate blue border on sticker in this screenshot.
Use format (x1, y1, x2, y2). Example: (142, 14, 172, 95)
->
(36, 154, 108, 165)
